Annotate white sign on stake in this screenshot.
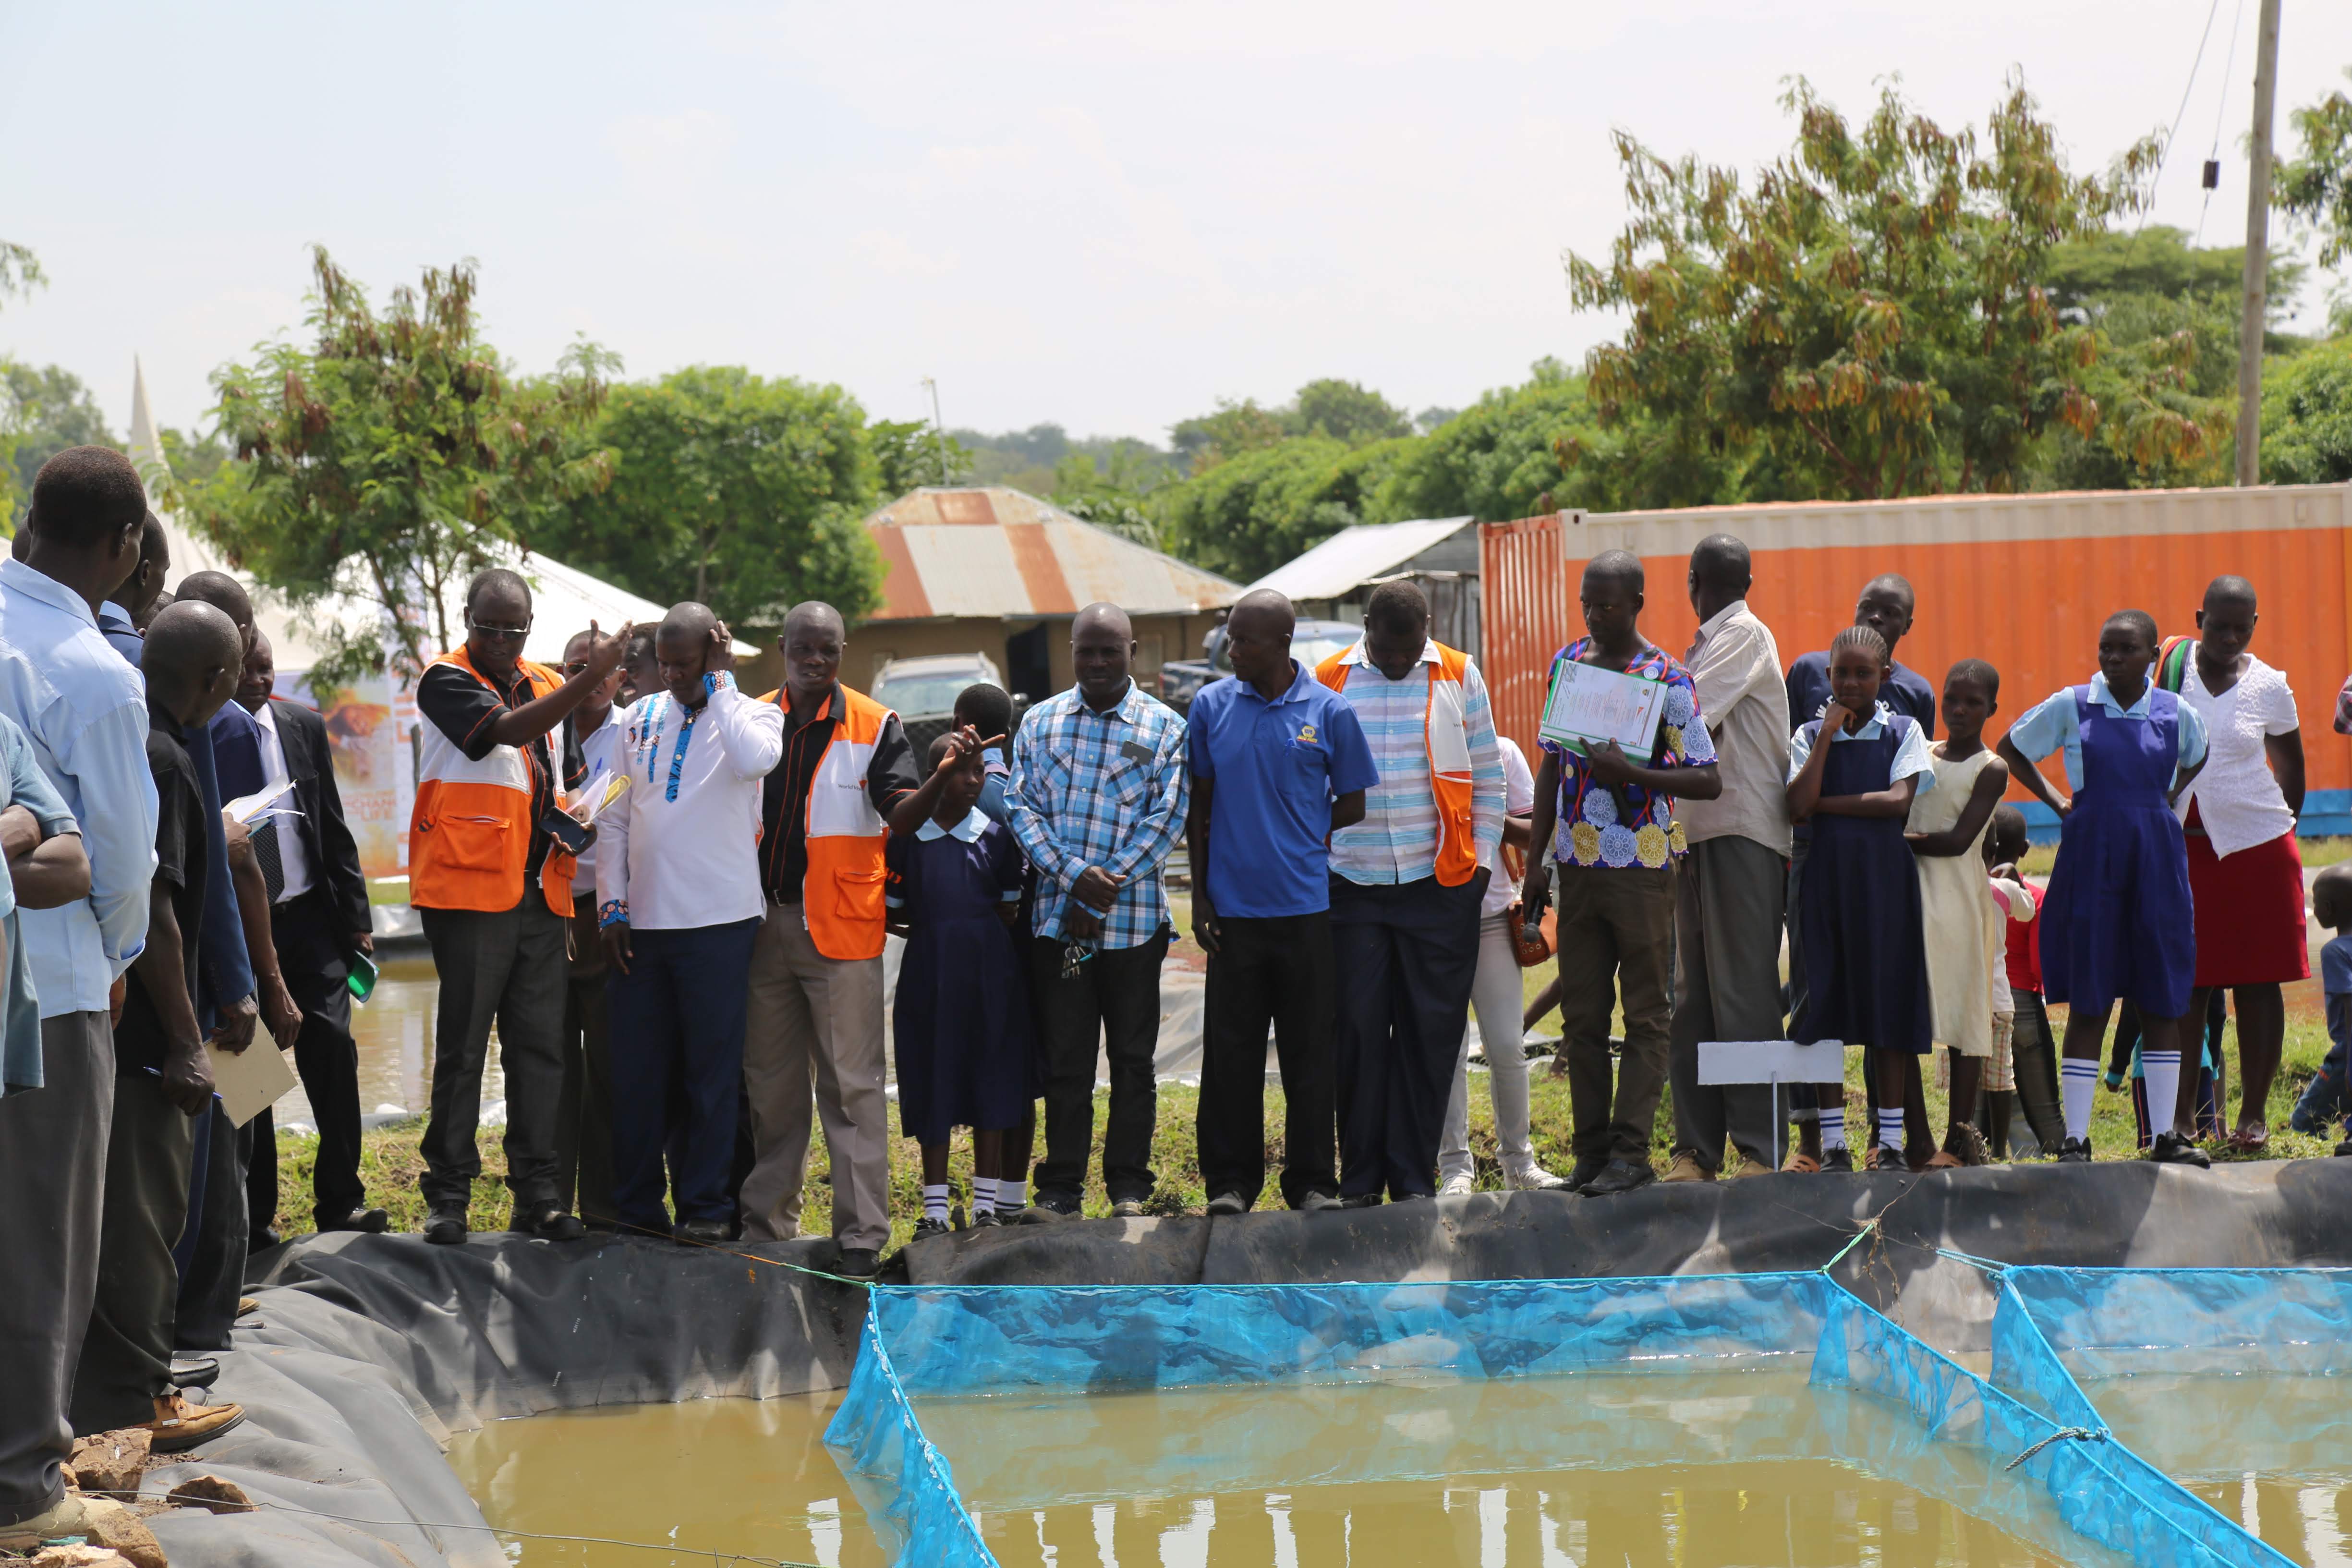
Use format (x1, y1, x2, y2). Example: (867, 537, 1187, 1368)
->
(1698, 1040, 1850, 1172)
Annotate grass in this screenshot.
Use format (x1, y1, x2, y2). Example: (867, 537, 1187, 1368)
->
(2017, 835, 2352, 878)
(273, 1002, 2344, 1256)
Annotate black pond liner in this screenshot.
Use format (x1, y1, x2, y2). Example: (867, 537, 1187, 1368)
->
(133, 1158, 2352, 1567)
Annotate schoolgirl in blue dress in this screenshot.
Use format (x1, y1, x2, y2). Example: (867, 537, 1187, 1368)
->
(885, 735, 1035, 1235)
(1999, 609, 2209, 1166)
(1785, 625, 1938, 1170)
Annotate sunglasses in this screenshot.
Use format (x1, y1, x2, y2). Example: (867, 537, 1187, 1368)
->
(470, 619, 533, 641)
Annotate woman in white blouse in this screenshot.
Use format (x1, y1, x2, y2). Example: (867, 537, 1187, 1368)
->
(2170, 576, 2306, 1149)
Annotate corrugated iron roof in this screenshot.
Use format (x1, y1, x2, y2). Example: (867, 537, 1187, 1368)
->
(1248, 516, 1476, 602)
(864, 487, 1241, 620)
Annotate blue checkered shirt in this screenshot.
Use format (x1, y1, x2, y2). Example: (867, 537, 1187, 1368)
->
(1006, 680, 1190, 948)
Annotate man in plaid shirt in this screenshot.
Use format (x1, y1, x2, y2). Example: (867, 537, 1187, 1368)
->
(1006, 603, 1189, 1219)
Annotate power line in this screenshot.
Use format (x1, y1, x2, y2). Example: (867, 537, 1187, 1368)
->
(2196, 0, 2250, 245)
(2147, 0, 2228, 219)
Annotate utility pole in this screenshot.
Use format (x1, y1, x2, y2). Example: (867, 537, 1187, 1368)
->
(920, 377, 949, 486)
(2235, 0, 2283, 487)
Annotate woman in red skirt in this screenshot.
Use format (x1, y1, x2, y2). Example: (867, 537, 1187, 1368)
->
(2167, 576, 2307, 1148)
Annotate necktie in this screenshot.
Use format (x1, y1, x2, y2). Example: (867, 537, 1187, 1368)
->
(255, 817, 286, 904)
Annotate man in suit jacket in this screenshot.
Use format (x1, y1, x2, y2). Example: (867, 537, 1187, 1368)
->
(237, 632, 385, 1236)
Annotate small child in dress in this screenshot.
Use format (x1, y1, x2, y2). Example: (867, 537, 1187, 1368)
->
(1997, 609, 2209, 1166)
(1904, 659, 2010, 1167)
(1786, 625, 1937, 1170)
(1989, 806, 2067, 1156)
(885, 735, 1035, 1235)
(2289, 863, 2352, 1152)
(1979, 824, 2037, 1159)
(954, 682, 1017, 825)
(950, 681, 1034, 1216)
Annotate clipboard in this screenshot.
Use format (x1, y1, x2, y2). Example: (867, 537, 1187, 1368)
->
(205, 1040, 297, 1129)
(1537, 657, 1669, 764)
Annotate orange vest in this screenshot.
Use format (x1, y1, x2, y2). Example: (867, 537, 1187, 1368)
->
(759, 684, 895, 961)
(409, 648, 576, 916)
(1315, 641, 1481, 887)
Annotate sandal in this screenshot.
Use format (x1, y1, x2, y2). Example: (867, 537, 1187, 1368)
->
(1782, 1152, 1822, 1174)
(1863, 1145, 1886, 1170)
(2229, 1123, 2270, 1153)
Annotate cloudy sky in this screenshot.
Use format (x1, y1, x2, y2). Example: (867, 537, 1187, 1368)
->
(4, 1, 2348, 446)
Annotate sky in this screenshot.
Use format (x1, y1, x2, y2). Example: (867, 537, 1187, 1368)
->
(3, 0, 2349, 448)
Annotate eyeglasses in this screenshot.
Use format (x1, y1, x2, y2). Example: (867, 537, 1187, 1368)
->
(470, 618, 533, 641)
(562, 660, 590, 676)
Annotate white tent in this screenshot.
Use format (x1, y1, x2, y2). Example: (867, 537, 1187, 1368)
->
(125, 359, 751, 669)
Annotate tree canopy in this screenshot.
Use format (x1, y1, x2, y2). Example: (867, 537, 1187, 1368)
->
(2259, 336, 2352, 486)
(536, 366, 883, 628)
(170, 246, 618, 683)
(2279, 68, 2352, 270)
(2, 363, 115, 526)
(1564, 76, 2184, 500)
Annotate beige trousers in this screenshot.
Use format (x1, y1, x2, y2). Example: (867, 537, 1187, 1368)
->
(739, 913, 891, 1250)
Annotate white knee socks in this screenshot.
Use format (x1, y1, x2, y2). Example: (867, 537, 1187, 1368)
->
(922, 1184, 949, 1222)
(1875, 1106, 1906, 1152)
(2142, 1051, 2182, 1139)
(972, 1177, 999, 1216)
(1819, 1106, 1848, 1151)
(2061, 1058, 2099, 1142)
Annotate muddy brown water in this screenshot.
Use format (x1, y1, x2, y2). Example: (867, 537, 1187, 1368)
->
(2073, 1372, 2352, 1568)
(277, 947, 452, 1128)
(447, 1370, 2126, 1567)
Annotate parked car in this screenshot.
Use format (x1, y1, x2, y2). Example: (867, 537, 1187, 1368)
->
(1157, 619, 1364, 712)
(870, 652, 1011, 754)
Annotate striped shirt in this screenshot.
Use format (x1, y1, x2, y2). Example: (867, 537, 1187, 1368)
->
(1006, 680, 1189, 949)
(1327, 641, 1506, 886)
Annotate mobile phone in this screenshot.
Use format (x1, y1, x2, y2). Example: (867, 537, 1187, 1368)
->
(543, 808, 594, 856)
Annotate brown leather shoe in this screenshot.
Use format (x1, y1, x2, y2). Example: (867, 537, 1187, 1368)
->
(1661, 1151, 1713, 1183)
(148, 1393, 246, 1453)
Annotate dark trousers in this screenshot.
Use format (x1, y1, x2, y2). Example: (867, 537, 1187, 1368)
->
(74, 1073, 196, 1434)
(1670, 835, 1787, 1172)
(559, 969, 618, 1227)
(0, 1013, 112, 1524)
(1031, 929, 1167, 1203)
(1330, 875, 1482, 1199)
(1198, 912, 1337, 1209)
(173, 1101, 247, 1352)
(247, 890, 364, 1231)
(1555, 863, 1677, 1163)
(2008, 989, 2068, 1155)
(419, 898, 570, 1212)
(605, 918, 761, 1232)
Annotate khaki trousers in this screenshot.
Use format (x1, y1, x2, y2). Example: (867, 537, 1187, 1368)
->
(740, 913, 890, 1250)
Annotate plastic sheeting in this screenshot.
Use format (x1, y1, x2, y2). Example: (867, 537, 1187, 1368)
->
(824, 1271, 2320, 1568)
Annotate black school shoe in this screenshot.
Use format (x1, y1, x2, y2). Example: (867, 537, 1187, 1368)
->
(2336, 1135, 2352, 1158)
(513, 1206, 588, 1241)
(1565, 1154, 1610, 1192)
(319, 1207, 391, 1234)
(673, 1218, 730, 1245)
(2148, 1132, 2212, 1168)
(834, 1248, 881, 1279)
(1580, 1159, 1656, 1197)
(423, 1205, 468, 1245)
(2055, 1137, 2094, 1163)
(911, 1216, 952, 1240)
(1819, 1147, 1855, 1173)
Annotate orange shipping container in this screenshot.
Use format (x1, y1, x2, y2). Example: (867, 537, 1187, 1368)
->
(1480, 484, 2352, 835)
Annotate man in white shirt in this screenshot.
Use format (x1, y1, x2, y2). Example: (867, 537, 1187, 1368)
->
(596, 603, 783, 1244)
(1668, 536, 1794, 1179)
(0, 447, 157, 1550)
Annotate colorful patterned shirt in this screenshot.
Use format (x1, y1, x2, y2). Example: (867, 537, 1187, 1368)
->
(1539, 637, 1716, 868)
(1006, 680, 1189, 949)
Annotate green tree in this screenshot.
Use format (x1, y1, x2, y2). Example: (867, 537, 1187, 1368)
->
(872, 417, 971, 494)
(543, 366, 883, 626)
(1565, 75, 2171, 500)
(1291, 378, 1411, 444)
(2278, 68, 2352, 267)
(168, 246, 618, 684)
(0, 241, 50, 524)
(1050, 440, 1170, 547)
(2, 364, 118, 525)
(1154, 435, 1414, 581)
(1169, 398, 1290, 473)
(2259, 336, 2352, 485)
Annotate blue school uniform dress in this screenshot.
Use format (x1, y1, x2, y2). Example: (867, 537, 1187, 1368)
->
(2009, 675, 2207, 1020)
(1788, 703, 1936, 1054)
(886, 807, 1034, 1145)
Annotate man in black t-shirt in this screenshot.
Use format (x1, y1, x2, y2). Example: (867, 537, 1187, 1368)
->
(73, 602, 249, 1449)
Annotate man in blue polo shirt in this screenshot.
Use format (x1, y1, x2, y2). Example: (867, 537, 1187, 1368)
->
(1187, 589, 1378, 1216)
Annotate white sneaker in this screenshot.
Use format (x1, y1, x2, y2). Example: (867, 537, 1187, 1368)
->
(1504, 1161, 1573, 1192)
(1438, 1172, 1475, 1197)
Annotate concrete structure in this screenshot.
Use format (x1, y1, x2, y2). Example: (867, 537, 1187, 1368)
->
(859, 486, 1240, 701)
(1250, 515, 1481, 654)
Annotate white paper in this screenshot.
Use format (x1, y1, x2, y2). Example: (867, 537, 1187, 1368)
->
(206, 1040, 297, 1128)
(570, 772, 629, 826)
(1537, 660, 1669, 762)
(223, 782, 294, 827)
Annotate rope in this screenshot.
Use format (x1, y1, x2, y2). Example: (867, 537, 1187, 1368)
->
(1818, 1217, 1878, 1273)
(610, 1217, 876, 1288)
(1934, 1247, 2012, 1276)
(2005, 1425, 2110, 1472)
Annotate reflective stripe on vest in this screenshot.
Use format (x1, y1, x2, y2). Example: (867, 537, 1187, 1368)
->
(1316, 642, 1480, 887)
(762, 684, 895, 961)
(409, 649, 576, 915)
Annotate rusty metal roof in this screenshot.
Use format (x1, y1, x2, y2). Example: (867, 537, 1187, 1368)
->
(863, 487, 1242, 621)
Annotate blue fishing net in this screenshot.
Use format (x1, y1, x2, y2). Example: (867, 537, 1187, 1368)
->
(824, 1269, 2310, 1567)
